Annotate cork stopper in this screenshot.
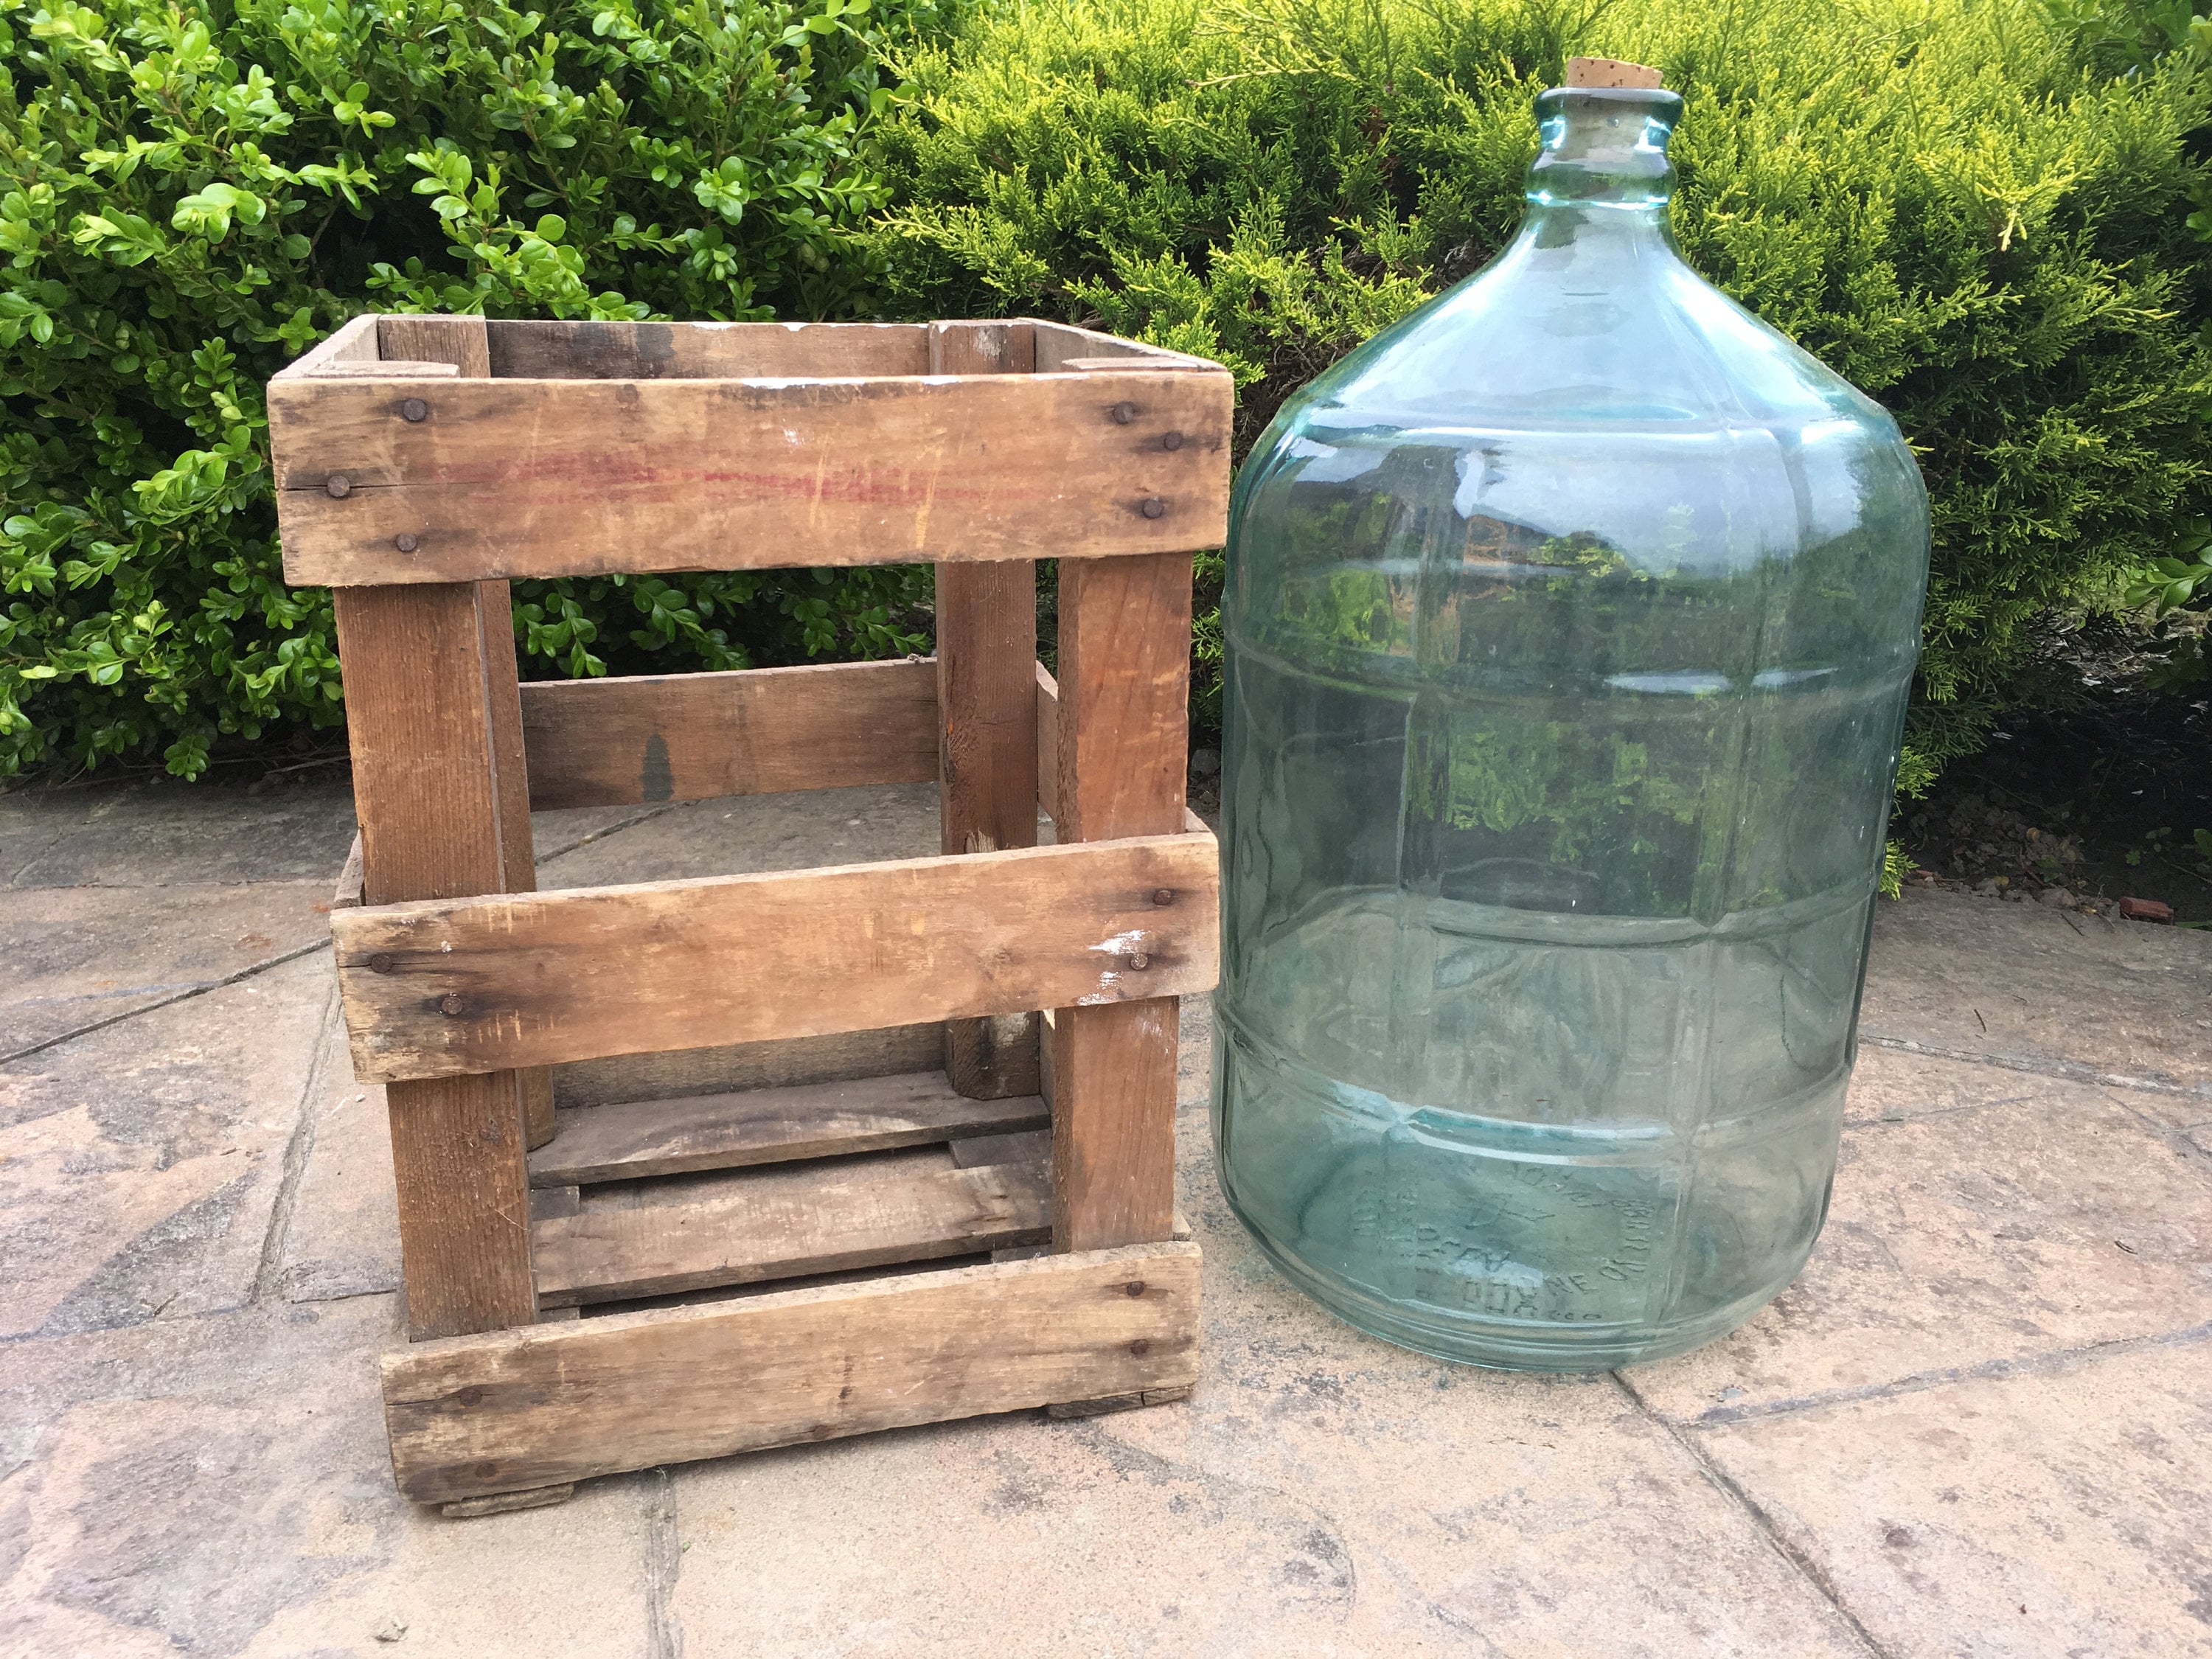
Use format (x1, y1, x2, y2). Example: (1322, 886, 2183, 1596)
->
(1565, 57, 1663, 89)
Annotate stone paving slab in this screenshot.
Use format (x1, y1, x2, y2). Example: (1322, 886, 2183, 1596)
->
(1630, 1046, 2212, 1422)
(1, 777, 359, 889)
(0, 950, 333, 1340)
(1863, 887, 2212, 1099)
(1691, 1341, 2212, 1658)
(0, 1295, 661, 1659)
(0, 881, 333, 1061)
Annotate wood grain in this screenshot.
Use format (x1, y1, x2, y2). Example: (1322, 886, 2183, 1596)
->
(1032, 322, 1214, 372)
(1050, 551, 1195, 1253)
(487, 319, 933, 379)
(532, 1145, 1052, 1306)
(527, 1070, 1048, 1187)
(304, 359, 462, 379)
(518, 657, 939, 810)
(274, 313, 379, 379)
(380, 314, 490, 378)
(1035, 660, 1060, 824)
(333, 834, 364, 911)
(932, 318, 1043, 1100)
(270, 369, 1233, 585)
(333, 574, 535, 1338)
(332, 830, 1218, 1082)
(381, 1239, 1202, 1503)
(551, 1024, 945, 1110)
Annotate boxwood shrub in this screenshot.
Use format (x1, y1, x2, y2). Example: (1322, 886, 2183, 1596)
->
(0, 0, 943, 778)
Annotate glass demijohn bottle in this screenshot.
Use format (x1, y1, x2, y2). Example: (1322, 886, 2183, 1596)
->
(1212, 66, 1931, 1369)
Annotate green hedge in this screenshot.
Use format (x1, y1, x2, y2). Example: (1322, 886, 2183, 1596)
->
(866, 0, 2212, 785)
(0, 0, 943, 778)
(6, 0, 2209, 787)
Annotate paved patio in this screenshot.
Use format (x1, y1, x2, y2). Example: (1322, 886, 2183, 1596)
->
(2, 772, 2208, 1658)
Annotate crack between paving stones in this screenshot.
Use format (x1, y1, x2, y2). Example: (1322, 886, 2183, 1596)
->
(1857, 1030, 2208, 1102)
(644, 1467, 684, 1659)
(254, 978, 344, 1303)
(1608, 1371, 1897, 1659)
(1660, 1315, 2212, 1431)
(535, 801, 684, 866)
(0, 937, 333, 1068)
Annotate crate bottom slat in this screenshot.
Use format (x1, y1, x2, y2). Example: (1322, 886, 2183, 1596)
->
(383, 1239, 1202, 1505)
(528, 1068, 1047, 1189)
(532, 1142, 1051, 1308)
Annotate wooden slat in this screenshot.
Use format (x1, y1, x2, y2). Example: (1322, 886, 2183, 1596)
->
(269, 369, 1233, 585)
(333, 568, 536, 1339)
(487, 319, 932, 379)
(528, 1070, 1048, 1187)
(382, 1239, 1202, 1503)
(332, 829, 1218, 1082)
(1031, 321, 1215, 372)
(532, 1146, 1052, 1306)
(333, 834, 364, 911)
(552, 1024, 945, 1110)
(304, 359, 462, 379)
(518, 658, 939, 810)
(933, 319, 1043, 1102)
(274, 313, 380, 380)
(380, 314, 490, 378)
(1051, 552, 1194, 1254)
(1036, 661, 1060, 824)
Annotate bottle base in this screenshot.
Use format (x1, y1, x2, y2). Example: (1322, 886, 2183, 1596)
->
(1223, 1186, 1804, 1372)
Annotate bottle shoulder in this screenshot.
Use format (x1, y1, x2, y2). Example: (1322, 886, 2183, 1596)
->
(1272, 226, 1903, 445)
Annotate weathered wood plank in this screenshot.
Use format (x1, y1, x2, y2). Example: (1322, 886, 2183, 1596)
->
(381, 1239, 1202, 1503)
(1036, 660, 1060, 824)
(933, 317, 1043, 1101)
(270, 369, 1233, 585)
(273, 313, 380, 380)
(532, 1145, 1052, 1306)
(552, 1024, 945, 1110)
(1051, 551, 1194, 1254)
(487, 319, 932, 379)
(1032, 321, 1214, 371)
(518, 658, 939, 811)
(304, 359, 463, 379)
(528, 1070, 1048, 1187)
(379, 314, 490, 378)
(333, 575, 535, 1339)
(333, 834, 364, 911)
(331, 830, 1217, 1083)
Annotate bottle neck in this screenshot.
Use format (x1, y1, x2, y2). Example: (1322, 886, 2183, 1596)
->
(1522, 86, 1682, 239)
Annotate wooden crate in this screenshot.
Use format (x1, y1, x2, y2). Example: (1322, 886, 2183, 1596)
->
(271, 314, 1229, 1510)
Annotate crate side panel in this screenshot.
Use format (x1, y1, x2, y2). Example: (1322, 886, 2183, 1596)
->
(269, 371, 1233, 584)
(380, 1240, 1202, 1503)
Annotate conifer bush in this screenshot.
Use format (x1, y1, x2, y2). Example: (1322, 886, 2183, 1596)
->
(0, 0, 941, 778)
(869, 0, 2212, 783)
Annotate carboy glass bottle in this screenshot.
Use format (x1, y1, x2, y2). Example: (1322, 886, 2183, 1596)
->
(1212, 71, 1930, 1370)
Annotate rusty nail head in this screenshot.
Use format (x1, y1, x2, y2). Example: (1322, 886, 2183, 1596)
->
(1124, 1280, 1147, 1298)
(458, 1385, 484, 1407)
(324, 473, 350, 498)
(393, 532, 420, 554)
(401, 397, 428, 422)
(1140, 496, 1166, 519)
(472, 1461, 497, 1480)
(439, 992, 466, 1017)
(367, 953, 395, 975)
(1129, 1338, 1152, 1357)
(1163, 431, 1186, 451)
(1111, 401, 1139, 425)
(1152, 887, 1175, 906)
(1128, 951, 1151, 970)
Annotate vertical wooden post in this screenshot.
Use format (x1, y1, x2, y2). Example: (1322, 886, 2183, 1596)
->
(339, 316, 536, 1340)
(932, 321, 1043, 1100)
(1050, 552, 1193, 1252)
(378, 317, 556, 1152)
